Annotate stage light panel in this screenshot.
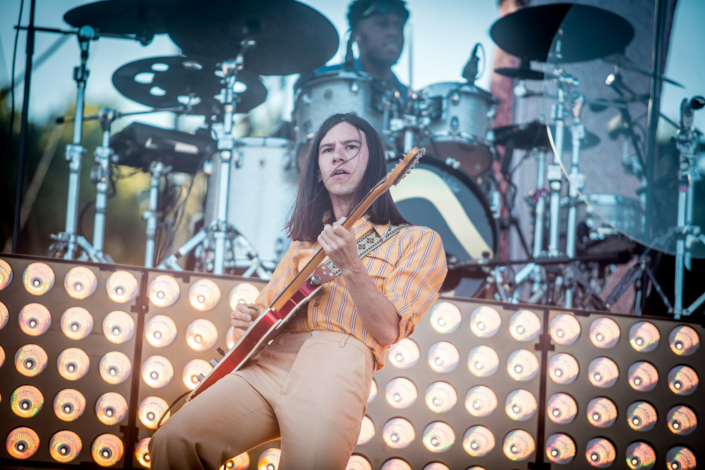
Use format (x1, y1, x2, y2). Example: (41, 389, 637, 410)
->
(257, 448, 280, 470)
(95, 392, 128, 425)
(92, 434, 124, 467)
(145, 314, 178, 348)
(627, 401, 658, 431)
(669, 325, 699, 356)
(545, 433, 575, 464)
(546, 393, 577, 424)
(53, 389, 86, 422)
(357, 416, 375, 445)
(61, 306, 93, 340)
(103, 310, 136, 344)
(142, 355, 174, 388)
(668, 365, 698, 395)
(18, 303, 51, 336)
(462, 426, 494, 457)
(135, 437, 151, 467)
(503, 429, 535, 461)
(629, 321, 660, 352)
(6, 426, 40, 459)
(368, 379, 377, 403)
(429, 302, 461, 334)
(57, 347, 90, 381)
(182, 359, 213, 390)
(138, 396, 170, 429)
(509, 309, 541, 342)
(106, 270, 139, 303)
(589, 317, 620, 349)
(382, 418, 415, 449)
(666, 446, 697, 470)
(428, 341, 459, 372)
(149, 275, 180, 308)
(185, 319, 218, 351)
(10, 385, 43, 418)
(587, 397, 618, 428)
(465, 385, 497, 417)
(14, 343, 48, 377)
(469, 305, 501, 338)
(667, 405, 697, 435)
(467, 345, 499, 377)
(381, 459, 411, 470)
(588, 357, 619, 388)
(548, 352, 579, 384)
(628, 361, 659, 391)
(23, 262, 55, 295)
(385, 377, 417, 409)
(99, 351, 132, 385)
(422, 422, 454, 453)
(625, 441, 656, 470)
(49, 430, 82, 463)
(549, 313, 581, 345)
(507, 349, 539, 381)
(505, 389, 537, 421)
(189, 279, 221, 311)
(64, 266, 98, 299)
(585, 437, 616, 468)
(347, 454, 372, 470)
(388, 338, 419, 369)
(425, 381, 457, 413)
(0, 301, 8, 329)
(0, 259, 13, 290)
(229, 283, 260, 309)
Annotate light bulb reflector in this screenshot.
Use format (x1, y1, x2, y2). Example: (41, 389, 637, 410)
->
(0, 301, 8, 329)
(629, 321, 660, 352)
(226, 326, 236, 350)
(92, 434, 124, 467)
(14, 343, 48, 377)
(505, 389, 537, 421)
(0, 259, 13, 290)
(668, 365, 698, 395)
(145, 315, 178, 348)
(142, 355, 174, 388)
(257, 448, 280, 470)
(589, 317, 620, 348)
(0, 345, 4, 368)
(465, 385, 497, 417)
(139, 396, 170, 429)
(628, 361, 659, 391)
(221, 453, 249, 470)
(382, 418, 415, 449)
(545, 433, 576, 464)
(6, 427, 40, 459)
(388, 338, 419, 369)
(467, 345, 499, 377)
(11, 385, 43, 417)
(549, 313, 581, 345)
(422, 422, 455, 453)
(509, 309, 541, 342)
(669, 325, 699, 356)
(422, 464, 449, 470)
(463, 426, 494, 457)
(99, 351, 132, 385)
(346, 455, 372, 470)
(507, 349, 539, 381)
(95, 392, 128, 425)
(428, 341, 459, 372)
(546, 393, 578, 424)
(368, 379, 377, 403)
(626, 441, 656, 470)
(385, 377, 417, 408)
(189, 279, 221, 311)
(103, 311, 135, 344)
(548, 353, 579, 385)
(429, 302, 462, 334)
(588, 357, 619, 388)
(587, 397, 618, 428)
(50, 430, 82, 463)
(229, 283, 260, 310)
(61, 307, 93, 340)
(381, 459, 412, 470)
(106, 271, 139, 303)
(425, 381, 457, 413)
(53, 389, 86, 422)
(666, 446, 697, 470)
(23, 262, 55, 295)
(57, 347, 90, 381)
(186, 319, 218, 352)
(469, 306, 501, 337)
(627, 401, 658, 431)
(357, 416, 375, 445)
(136, 438, 151, 468)
(503, 429, 534, 461)
(667, 405, 697, 435)
(65, 267, 97, 299)
(18, 303, 51, 336)
(149, 275, 180, 307)
(183, 359, 213, 390)
(585, 438, 616, 468)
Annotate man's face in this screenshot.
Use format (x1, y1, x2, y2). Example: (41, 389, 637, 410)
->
(318, 122, 370, 200)
(356, 12, 405, 67)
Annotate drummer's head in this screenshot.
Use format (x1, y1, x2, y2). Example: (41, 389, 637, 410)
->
(348, 0, 409, 67)
(287, 113, 406, 241)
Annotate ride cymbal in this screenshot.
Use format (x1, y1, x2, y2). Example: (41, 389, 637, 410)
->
(493, 121, 600, 151)
(64, 0, 176, 40)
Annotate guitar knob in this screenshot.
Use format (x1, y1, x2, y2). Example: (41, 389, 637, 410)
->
(309, 275, 322, 286)
(217, 347, 226, 357)
(210, 359, 219, 367)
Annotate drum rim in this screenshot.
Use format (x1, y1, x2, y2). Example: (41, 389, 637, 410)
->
(418, 81, 498, 102)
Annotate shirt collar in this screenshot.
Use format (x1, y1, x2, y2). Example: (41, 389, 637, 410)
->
(324, 211, 389, 238)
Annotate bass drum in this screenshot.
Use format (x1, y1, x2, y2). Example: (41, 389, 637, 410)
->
(388, 155, 498, 296)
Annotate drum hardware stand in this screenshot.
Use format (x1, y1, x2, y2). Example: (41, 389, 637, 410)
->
(144, 161, 172, 268)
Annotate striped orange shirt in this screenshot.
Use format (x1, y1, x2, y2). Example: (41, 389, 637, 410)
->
(255, 216, 447, 369)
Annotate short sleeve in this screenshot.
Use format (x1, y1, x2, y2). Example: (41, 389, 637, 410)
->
(383, 228, 447, 341)
(254, 241, 301, 311)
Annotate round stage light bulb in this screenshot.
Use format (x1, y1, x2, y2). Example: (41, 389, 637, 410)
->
(546, 393, 578, 424)
(628, 361, 659, 391)
(0, 259, 13, 290)
(545, 433, 576, 465)
(346, 455, 372, 470)
(64, 266, 97, 299)
(138, 396, 170, 429)
(189, 279, 221, 311)
(425, 381, 457, 413)
(467, 345, 499, 377)
(428, 341, 459, 372)
(548, 353, 579, 385)
(626, 441, 656, 470)
(357, 416, 375, 445)
(387, 338, 419, 369)
(422, 422, 455, 453)
(103, 311, 135, 344)
(666, 446, 697, 470)
(589, 317, 620, 348)
(505, 389, 537, 421)
(136, 438, 151, 468)
(465, 385, 497, 417)
(145, 314, 177, 348)
(221, 453, 249, 470)
(588, 357, 619, 388)
(503, 430, 534, 461)
(95, 392, 128, 425)
(99, 351, 132, 385)
(92, 434, 124, 467)
(23, 262, 55, 295)
(469, 305, 501, 338)
(429, 302, 461, 334)
(423, 464, 449, 470)
(57, 347, 90, 381)
(507, 349, 539, 381)
(381, 459, 412, 470)
(549, 313, 581, 345)
(53, 389, 86, 422)
(6, 427, 39, 459)
(587, 397, 618, 428)
(149, 275, 180, 307)
(229, 283, 260, 310)
(585, 438, 616, 468)
(627, 401, 658, 431)
(106, 271, 139, 303)
(669, 325, 699, 356)
(226, 325, 236, 350)
(463, 426, 494, 457)
(382, 418, 415, 449)
(186, 319, 218, 352)
(509, 309, 541, 342)
(183, 359, 212, 390)
(668, 365, 699, 395)
(61, 307, 93, 340)
(257, 448, 280, 470)
(368, 379, 377, 403)
(18, 303, 51, 336)
(14, 343, 48, 377)
(667, 405, 697, 435)
(385, 377, 417, 409)
(629, 321, 660, 352)
(11, 385, 43, 417)
(50, 430, 82, 463)
(142, 355, 174, 388)
(0, 345, 4, 368)
(0, 301, 8, 330)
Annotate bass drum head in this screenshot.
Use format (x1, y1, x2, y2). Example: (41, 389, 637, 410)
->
(388, 156, 498, 296)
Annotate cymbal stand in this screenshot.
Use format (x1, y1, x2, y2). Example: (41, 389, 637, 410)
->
(90, 107, 118, 261)
(46, 26, 108, 263)
(144, 161, 171, 268)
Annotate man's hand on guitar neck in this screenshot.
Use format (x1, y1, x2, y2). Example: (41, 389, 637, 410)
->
(230, 303, 261, 343)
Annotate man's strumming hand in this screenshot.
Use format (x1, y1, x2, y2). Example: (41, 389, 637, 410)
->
(317, 218, 364, 275)
(230, 303, 260, 343)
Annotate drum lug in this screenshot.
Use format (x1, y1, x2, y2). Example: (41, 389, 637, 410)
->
(351, 81, 359, 94)
(450, 91, 460, 105)
(203, 160, 214, 175)
(302, 93, 312, 105)
(487, 104, 497, 119)
(451, 116, 459, 131)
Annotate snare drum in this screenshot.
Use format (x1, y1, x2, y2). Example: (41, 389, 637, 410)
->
(418, 82, 498, 176)
(204, 137, 298, 267)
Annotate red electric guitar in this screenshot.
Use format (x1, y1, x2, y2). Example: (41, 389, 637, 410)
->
(186, 147, 424, 402)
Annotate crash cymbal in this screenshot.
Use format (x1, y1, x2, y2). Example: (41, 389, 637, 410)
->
(112, 56, 267, 117)
(64, 0, 175, 40)
(495, 67, 545, 81)
(490, 4, 634, 63)
(166, 0, 339, 75)
(493, 120, 600, 151)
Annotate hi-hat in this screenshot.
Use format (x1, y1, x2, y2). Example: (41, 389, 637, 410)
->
(64, 0, 174, 41)
(165, 0, 339, 75)
(493, 121, 600, 151)
(112, 56, 267, 117)
(490, 4, 634, 63)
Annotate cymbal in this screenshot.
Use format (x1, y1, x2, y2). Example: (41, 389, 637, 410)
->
(166, 0, 339, 76)
(64, 0, 174, 39)
(112, 56, 267, 116)
(494, 67, 545, 81)
(490, 4, 634, 63)
(493, 121, 600, 151)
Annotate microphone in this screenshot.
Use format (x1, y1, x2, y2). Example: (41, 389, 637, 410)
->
(462, 43, 481, 85)
(691, 96, 705, 110)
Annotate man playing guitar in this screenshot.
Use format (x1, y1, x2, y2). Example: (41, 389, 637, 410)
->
(149, 114, 447, 469)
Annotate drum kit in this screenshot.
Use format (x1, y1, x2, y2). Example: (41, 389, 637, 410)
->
(35, 1, 702, 315)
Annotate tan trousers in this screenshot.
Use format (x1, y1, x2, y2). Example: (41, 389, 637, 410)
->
(149, 330, 375, 470)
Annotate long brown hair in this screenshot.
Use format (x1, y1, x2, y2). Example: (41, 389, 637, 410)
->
(286, 113, 408, 241)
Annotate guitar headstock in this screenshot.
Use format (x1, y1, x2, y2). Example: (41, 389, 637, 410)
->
(391, 147, 425, 186)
